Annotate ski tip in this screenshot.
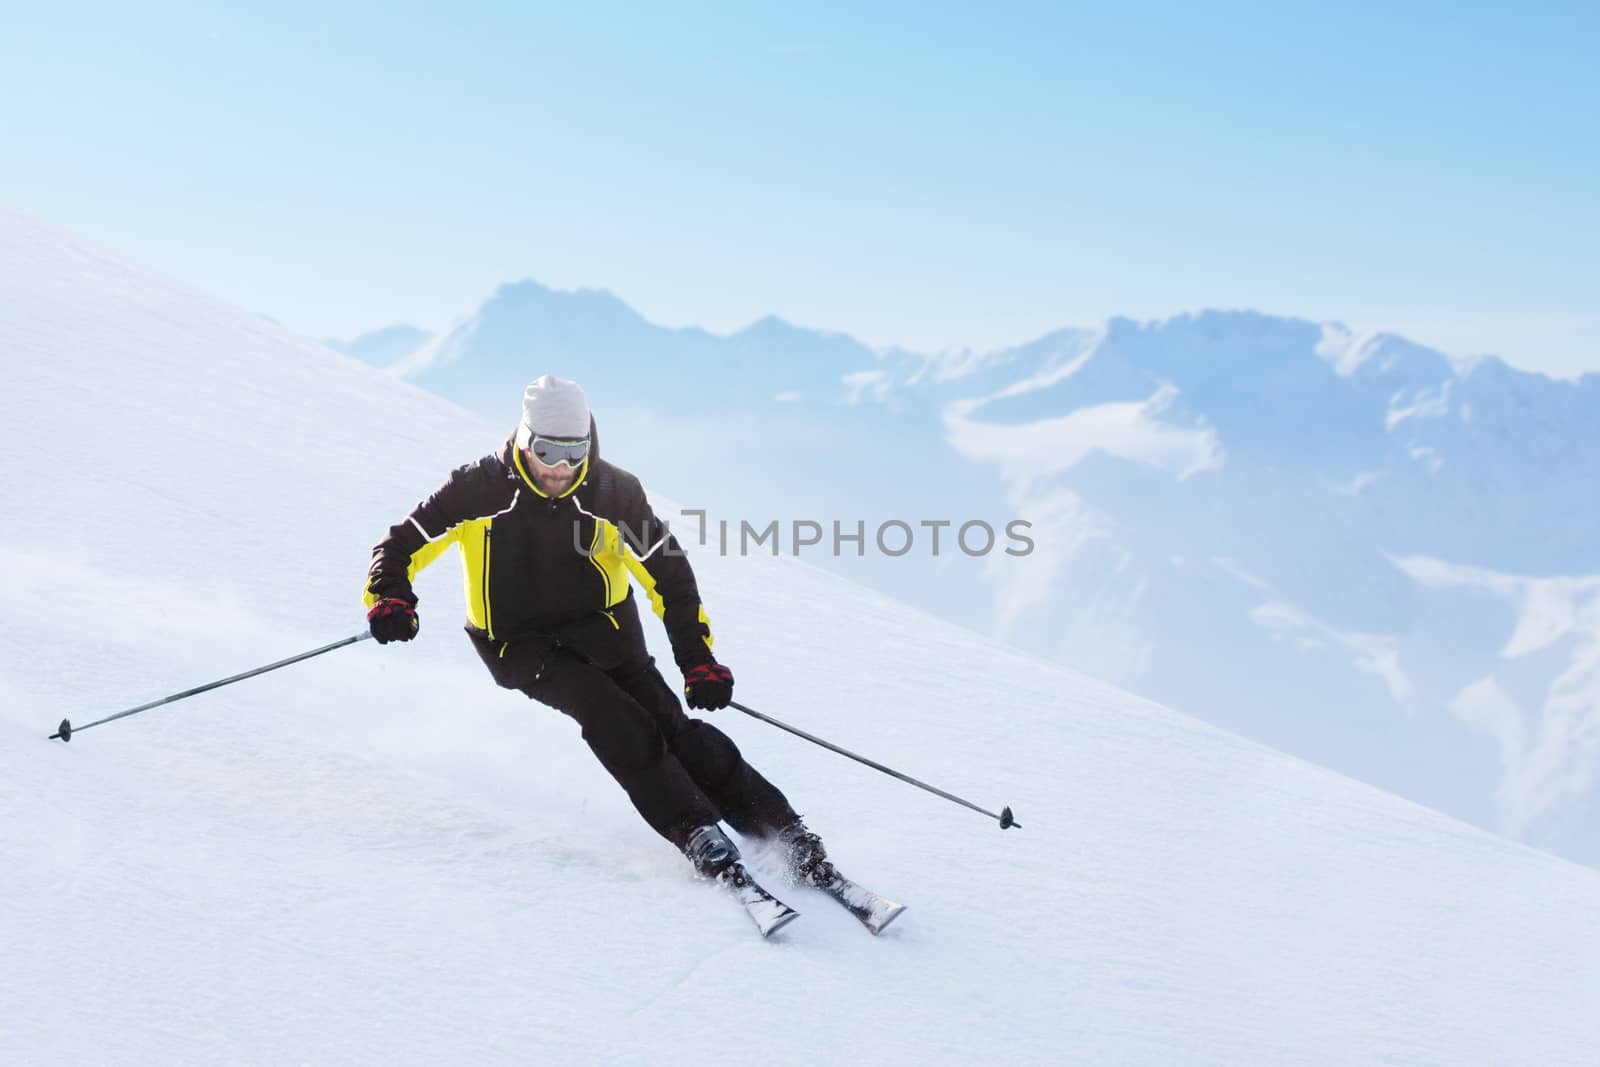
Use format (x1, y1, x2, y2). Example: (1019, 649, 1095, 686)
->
(999, 806, 1019, 829)
(869, 903, 907, 936)
(760, 909, 801, 939)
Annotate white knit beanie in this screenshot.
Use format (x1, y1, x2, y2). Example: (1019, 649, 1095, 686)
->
(516, 375, 590, 450)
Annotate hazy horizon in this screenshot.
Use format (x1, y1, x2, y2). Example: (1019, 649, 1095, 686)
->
(3, 4, 1596, 378)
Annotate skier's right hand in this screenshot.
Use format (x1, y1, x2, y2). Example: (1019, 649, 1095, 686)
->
(683, 661, 734, 710)
(367, 598, 419, 644)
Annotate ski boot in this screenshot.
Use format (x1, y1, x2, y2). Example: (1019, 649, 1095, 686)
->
(774, 820, 839, 889)
(684, 824, 741, 879)
(685, 824, 799, 937)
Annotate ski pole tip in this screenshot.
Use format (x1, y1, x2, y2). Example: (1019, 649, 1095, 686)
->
(999, 806, 1019, 830)
(51, 718, 73, 743)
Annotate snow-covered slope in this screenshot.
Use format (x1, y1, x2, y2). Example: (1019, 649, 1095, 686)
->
(3, 203, 1599, 1065)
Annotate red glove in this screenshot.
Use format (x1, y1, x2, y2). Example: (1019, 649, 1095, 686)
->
(367, 598, 419, 644)
(683, 662, 734, 711)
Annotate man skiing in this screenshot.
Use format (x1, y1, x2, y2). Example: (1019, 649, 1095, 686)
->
(362, 375, 837, 909)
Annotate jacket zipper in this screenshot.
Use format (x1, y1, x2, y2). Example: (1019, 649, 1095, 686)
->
(482, 526, 495, 639)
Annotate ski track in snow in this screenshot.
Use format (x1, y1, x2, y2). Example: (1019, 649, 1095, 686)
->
(3, 202, 1600, 1064)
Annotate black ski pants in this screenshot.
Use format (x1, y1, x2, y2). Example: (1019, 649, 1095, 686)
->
(468, 598, 797, 851)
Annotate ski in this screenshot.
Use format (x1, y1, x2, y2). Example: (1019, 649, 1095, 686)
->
(719, 863, 800, 938)
(815, 871, 906, 936)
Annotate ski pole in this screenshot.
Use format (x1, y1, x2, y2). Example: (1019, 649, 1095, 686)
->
(49, 632, 373, 742)
(728, 700, 1019, 829)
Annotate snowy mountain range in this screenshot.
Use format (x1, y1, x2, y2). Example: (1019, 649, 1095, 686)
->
(5, 201, 1600, 1063)
(337, 281, 1600, 867)
(326, 323, 432, 368)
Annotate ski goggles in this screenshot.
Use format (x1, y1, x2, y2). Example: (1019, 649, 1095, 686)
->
(527, 434, 590, 468)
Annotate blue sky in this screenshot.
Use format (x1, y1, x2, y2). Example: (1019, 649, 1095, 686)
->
(3, 2, 1597, 376)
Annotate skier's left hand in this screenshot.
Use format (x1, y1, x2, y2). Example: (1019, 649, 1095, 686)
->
(368, 597, 419, 643)
(684, 661, 734, 711)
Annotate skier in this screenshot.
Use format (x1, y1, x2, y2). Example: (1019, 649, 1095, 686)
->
(363, 375, 837, 900)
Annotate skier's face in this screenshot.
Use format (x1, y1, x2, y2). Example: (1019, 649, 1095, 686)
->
(525, 449, 579, 495)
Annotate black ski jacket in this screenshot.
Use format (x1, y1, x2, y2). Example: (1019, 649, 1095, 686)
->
(365, 424, 714, 673)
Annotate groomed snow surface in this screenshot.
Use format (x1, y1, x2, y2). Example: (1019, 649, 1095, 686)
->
(3, 203, 1598, 1064)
